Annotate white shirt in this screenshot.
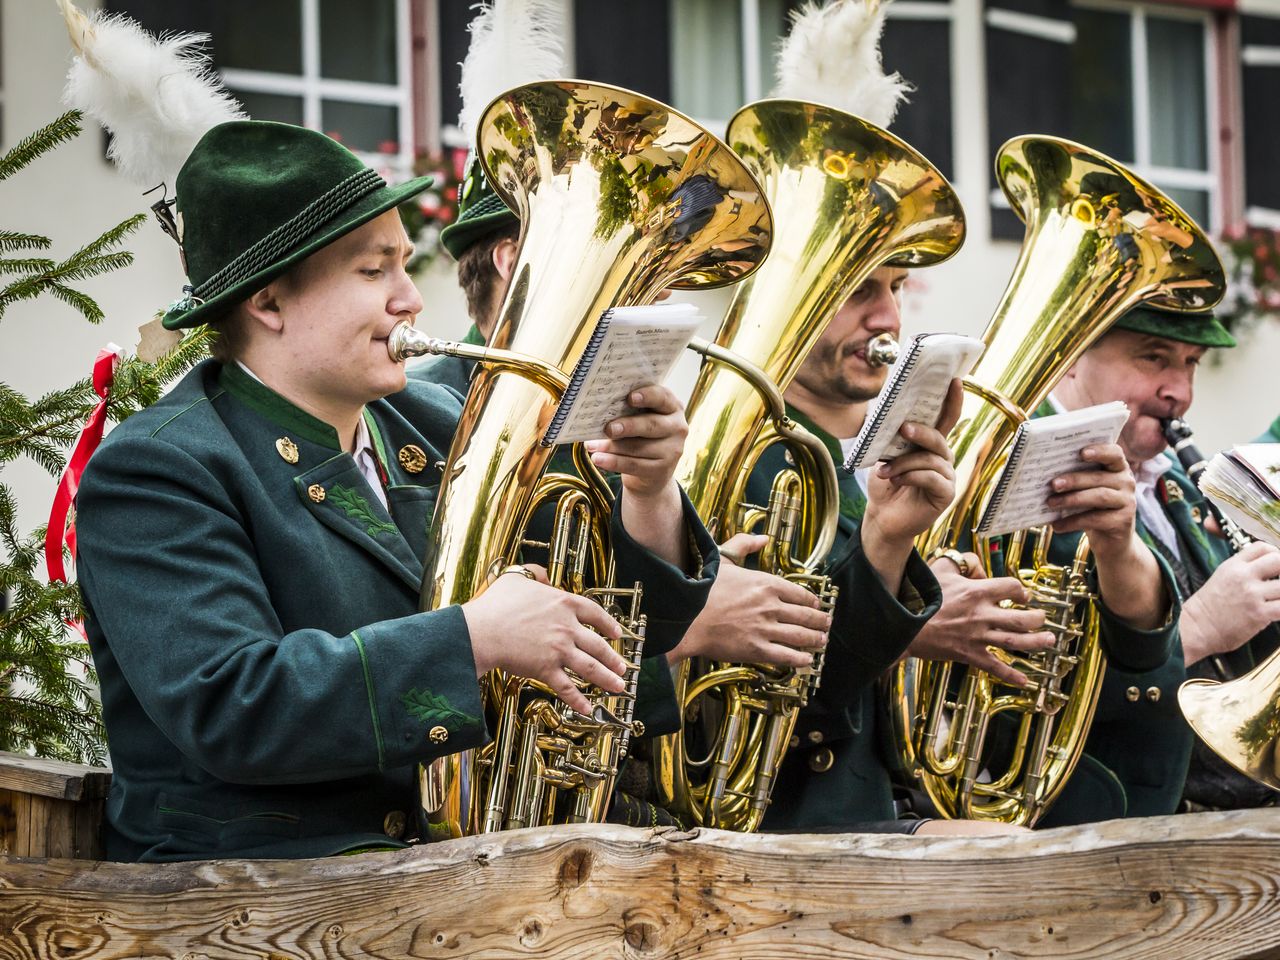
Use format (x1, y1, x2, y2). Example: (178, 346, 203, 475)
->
(1046, 392, 1179, 560)
(237, 361, 388, 509)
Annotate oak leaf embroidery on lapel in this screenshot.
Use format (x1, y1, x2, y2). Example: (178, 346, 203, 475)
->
(839, 492, 866, 523)
(329, 483, 397, 537)
(401, 687, 479, 728)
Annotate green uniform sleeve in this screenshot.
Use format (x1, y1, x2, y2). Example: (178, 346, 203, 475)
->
(1091, 546, 1181, 673)
(77, 435, 486, 786)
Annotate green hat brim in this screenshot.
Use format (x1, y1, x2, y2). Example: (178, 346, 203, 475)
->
(163, 175, 435, 330)
(1112, 305, 1236, 349)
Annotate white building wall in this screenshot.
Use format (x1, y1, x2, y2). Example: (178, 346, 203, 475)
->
(2, 0, 1277, 542)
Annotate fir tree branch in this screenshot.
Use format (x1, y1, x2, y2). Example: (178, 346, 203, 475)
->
(0, 231, 52, 255)
(0, 112, 83, 183)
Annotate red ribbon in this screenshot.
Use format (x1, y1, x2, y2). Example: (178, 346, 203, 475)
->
(45, 346, 122, 635)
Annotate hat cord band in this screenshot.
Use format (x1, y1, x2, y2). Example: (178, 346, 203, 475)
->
(197, 167, 387, 300)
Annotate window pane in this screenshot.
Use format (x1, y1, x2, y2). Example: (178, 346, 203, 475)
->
(1243, 65, 1280, 211)
(1147, 17, 1206, 171)
(882, 17, 953, 182)
(1070, 8, 1133, 161)
(322, 100, 399, 154)
(575, 2, 672, 105)
(220, 0, 302, 75)
(1162, 186, 1209, 228)
(670, 0, 743, 120)
(232, 90, 303, 126)
(320, 0, 397, 85)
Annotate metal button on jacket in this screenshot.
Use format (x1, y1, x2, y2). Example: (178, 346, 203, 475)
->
(429, 725, 449, 744)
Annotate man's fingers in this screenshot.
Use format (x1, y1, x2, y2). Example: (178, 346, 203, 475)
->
(988, 605, 1048, 633)
(1046, 487, 1127, 515)
(606, 412, 683, 441)
(625, 384, 682, 415)
(977, 651, 1030, 687)
(569, 595, 625, 642)
(566, 647, 626, 694)
(936, 378, 964, 436)
(521, 563, 551, 585)
(549, 672, 594, 715)
(877, 449, 954, 481)
(770, 577, 825, 609)
(754, 641, 818, 669)
(986, 629, 1056, 653)
(1079, 443, 1127, 471)
(719, 533, 769, 565)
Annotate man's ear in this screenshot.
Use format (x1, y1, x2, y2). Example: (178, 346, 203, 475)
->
(241, 283, 285, 334)
(491, 237, 519, 284)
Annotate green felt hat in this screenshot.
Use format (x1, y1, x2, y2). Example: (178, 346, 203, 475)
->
(1112, 304, 1236, 349)
(438, 154, 519, 260)
(160, 121, 434, 330)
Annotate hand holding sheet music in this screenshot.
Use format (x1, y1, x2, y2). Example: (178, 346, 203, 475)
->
(542, 303, 703, 446)
(844, 333, 985, 471)
(976, 402, 1131, 538)
(1199, 443, 1280, 549)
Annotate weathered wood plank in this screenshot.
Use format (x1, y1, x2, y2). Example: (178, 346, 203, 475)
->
(0, 810, 1277, 960)
(71, 798, 104, 861)
(0, 789, 17, 858)
(0, 752, 111, 802)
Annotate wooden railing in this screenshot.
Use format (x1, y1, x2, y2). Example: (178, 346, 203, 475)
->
(1, 808, 1277, 958)
(0, 750, 109, 860)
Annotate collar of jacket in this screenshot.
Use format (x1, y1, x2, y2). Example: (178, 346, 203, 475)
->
(218, 362, 345, 450)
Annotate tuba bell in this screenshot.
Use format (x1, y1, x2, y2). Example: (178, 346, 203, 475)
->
(887, 135, 1226, 825)
(652, 98, 965, 831)
(393, 79, 772, 840)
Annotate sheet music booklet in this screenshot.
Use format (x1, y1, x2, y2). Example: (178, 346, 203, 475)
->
(1199, 443, 1280, 549)
(843, 333, 985, 471)
(975, 401, 1131, 538)
(541, 302, 703, 446)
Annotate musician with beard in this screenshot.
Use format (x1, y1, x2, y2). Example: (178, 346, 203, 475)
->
(1035, 306, 1280, 821)
(751, 264, 1182, 833)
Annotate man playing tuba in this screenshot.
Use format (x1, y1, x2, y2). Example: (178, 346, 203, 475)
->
(74, 118, 719, 862)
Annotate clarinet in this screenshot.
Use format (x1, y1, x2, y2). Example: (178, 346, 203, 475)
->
(1161, 417, 1254, 552)
(1161, 417, 1254, 681)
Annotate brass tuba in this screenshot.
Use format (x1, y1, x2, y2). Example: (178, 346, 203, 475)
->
(888, 136, 1225, 825)
(652, 99, 965, 831)
(394, 80, 773, 839)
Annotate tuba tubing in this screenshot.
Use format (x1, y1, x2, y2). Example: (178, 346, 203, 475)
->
(411, 79, 773, 840)
(890, 135, 1226, 826)
(654, 98, 966, 831)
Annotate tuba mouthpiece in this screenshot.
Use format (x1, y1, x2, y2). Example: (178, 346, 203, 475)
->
(865, 333, 900, 367)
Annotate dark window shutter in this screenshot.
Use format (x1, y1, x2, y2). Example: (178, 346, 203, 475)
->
(1242, 16, 1280, 213)
(984, 3, 1073, 240)
(437, 1, 472, 138)
(882, 17, 953, 183)
(572, 1, 671, 104)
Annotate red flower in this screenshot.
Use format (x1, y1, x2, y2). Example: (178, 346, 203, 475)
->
(379, 140, 399, 154)
(437, 207, 455, 224)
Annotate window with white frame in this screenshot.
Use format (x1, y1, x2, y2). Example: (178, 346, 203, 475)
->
(108, 0, 414, 176)
(541, 0, 956, 179)
(987, 1, 1218, 237)
(1069, 1, 1218, 231)
(1241, 13, 1280, 228)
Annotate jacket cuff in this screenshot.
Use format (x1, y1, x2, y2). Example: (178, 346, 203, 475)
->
(610, 485, 719, 657)
(1092, 547, 1181, 673)
(356, 605, 488, 771)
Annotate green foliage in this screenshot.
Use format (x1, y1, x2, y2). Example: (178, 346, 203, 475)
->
(0, 112, 211, 763)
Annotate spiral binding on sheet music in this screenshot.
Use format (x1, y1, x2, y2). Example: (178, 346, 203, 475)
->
(976, 421, 1031, 536)
(841, 338, 922, 472)
(542, 308, 616, 446)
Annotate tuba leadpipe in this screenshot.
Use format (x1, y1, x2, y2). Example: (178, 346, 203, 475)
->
(888, 135, 1226, 826)
(654, 98, 965, 832)
(409, 79, 773, 840)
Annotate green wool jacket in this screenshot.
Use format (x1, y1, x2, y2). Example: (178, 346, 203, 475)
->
(76, 360, 717, 862)
(751, 409, 944, 830)
(1040, 454, 1280, 824)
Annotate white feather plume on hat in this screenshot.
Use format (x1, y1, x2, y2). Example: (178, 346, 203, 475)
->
(772, 0, 911, 128)
(457, 0, 567, 142)
(57, 0, 245, 188)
